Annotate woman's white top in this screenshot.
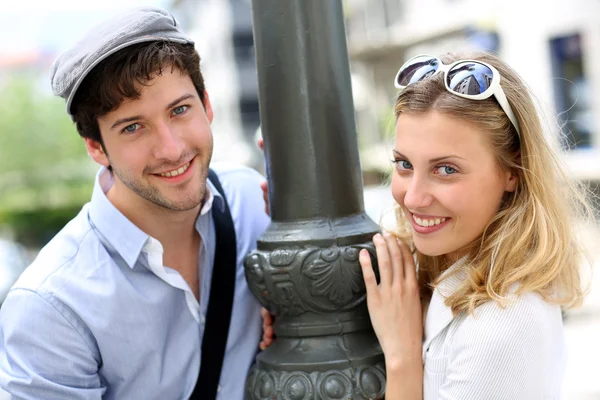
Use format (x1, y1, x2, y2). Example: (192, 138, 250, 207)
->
(423, 259, 565, 400)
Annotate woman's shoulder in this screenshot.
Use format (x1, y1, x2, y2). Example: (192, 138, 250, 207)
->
(456, 291, 563, 347)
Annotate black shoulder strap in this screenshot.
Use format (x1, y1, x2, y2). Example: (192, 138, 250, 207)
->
(191, 169, 237, 399)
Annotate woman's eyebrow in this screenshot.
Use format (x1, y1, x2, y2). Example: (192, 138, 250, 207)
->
(393, 150, 467, 163)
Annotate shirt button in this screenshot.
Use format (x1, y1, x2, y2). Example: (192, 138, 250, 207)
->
(201, 314, 206, 324)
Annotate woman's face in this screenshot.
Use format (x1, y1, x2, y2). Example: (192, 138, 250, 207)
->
(391, 111, 517, 262)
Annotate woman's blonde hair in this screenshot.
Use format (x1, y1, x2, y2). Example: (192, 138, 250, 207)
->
(391, 51, 594, 315)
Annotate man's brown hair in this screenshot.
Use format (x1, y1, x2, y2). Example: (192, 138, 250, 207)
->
(71, 41, 205, 148)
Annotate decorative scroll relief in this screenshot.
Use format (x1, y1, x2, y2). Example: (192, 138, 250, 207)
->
(244, 244, 378, 316)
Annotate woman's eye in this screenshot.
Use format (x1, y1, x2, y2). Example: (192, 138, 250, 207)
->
(393, 160, 413, 170)
(173, 105, 188, 115)
(435, 166, 457, 175)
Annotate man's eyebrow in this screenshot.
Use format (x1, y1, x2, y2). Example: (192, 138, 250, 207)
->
(392, 150, 466, 163)
(109, 94, 197, 131)
(166, 93, 196, 110)
(111, 115, 143, 131)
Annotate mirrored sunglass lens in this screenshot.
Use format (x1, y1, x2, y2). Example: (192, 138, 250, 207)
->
(446, 61, 494, 96)
(396, 56, 439, 87)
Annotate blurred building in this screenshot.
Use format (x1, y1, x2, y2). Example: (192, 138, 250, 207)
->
(344, 0, 600, 183)
(171, 0, 600, 185)
(171, 0, 261, 169)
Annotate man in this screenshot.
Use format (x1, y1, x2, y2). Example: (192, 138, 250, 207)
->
(0, 6, 269, 399)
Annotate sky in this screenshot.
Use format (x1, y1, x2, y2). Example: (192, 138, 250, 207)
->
(0, 0, 168, 54)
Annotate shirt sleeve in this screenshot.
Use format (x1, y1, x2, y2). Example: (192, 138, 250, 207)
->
(438, 295, 554, 400)
(0, 288, 104, 400)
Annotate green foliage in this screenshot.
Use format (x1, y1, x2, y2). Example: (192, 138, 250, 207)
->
(0, 75, 80, 173)
(0, 206, 83, 248)
(0, 72, 95, 213)
(0, 72, 95, 245)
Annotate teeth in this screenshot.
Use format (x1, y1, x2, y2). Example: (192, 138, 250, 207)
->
(414, 216, 446, 227)
(159, 162, 190, 178)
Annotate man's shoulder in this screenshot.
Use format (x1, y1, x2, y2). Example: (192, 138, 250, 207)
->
(208, 162, 270, 240)
(209, 162, 265, 206)
(12, 204, 104, 293)
(210, 162, 264, 187)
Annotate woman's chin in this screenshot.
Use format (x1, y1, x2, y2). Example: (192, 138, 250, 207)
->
(413, 242, 453, 258)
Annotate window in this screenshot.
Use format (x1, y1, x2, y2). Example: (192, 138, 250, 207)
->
(550, 33, 593, 149)
(239, 97, 261, 139)
(232, 31, 255, 64)
(382, 0, 402, 28)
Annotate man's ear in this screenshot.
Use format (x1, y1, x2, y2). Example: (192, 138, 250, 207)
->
(202, 90, 214, 124)
(84, 138, 110, 167)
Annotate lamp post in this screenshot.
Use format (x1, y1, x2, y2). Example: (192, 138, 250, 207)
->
(244, 1, 386, 398)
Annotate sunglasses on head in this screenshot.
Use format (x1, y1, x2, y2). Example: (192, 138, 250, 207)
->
(393, 55, 521, 136)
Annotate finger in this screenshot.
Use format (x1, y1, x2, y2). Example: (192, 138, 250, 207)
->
(260, 307, 273, 327)
(265, 325, 274, 338)
(261, 308, 273, 326)
(260, 335, 273, 350)
(260, 181, 270, 216)
(398, 238, 417, 283)
(258, 138, 264, 151)
(359, 249, 379, 296)
(260, 180, 268, 195)
(260, 307, 269, 320)
(383, 231, 404, 283)
(372, 233, 392, 287)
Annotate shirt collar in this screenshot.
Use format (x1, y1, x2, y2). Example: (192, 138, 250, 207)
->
(422, 256, 469, 357)
(201, 177, 225, 215)
(88, 167, 224, 269)
(435, 255, 468, 297)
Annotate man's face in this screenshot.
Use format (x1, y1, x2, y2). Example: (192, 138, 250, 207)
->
(89, 66, 213, 212)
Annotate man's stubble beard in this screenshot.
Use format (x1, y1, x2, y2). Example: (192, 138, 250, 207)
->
(110, 154, 210, 212)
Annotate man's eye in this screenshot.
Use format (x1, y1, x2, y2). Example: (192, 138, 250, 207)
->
(173, 105, 188, 115)
(123, 123, 141, 133)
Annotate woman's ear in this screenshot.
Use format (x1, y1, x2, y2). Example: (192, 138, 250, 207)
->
(505, 170, 519, 193)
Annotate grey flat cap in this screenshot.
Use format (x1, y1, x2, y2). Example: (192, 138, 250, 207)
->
(50, 6, 194, 118)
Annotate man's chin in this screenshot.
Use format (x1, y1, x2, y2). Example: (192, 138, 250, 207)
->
(157, 198, 203, 212)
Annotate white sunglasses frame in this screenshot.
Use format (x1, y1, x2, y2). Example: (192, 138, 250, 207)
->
(394, 55, 521, 137)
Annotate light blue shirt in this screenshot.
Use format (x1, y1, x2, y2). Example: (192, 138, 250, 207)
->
(0, 163, 270, 400)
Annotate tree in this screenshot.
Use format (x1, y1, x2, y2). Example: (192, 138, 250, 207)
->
(0, 72, 95, 246)
(0, 72, 95, 212)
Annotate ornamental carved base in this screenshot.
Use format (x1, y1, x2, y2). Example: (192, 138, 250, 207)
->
(245, 361, 386, 400)
(244, 242, 385, 400)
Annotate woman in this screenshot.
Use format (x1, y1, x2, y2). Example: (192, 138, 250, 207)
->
(261, 52, 593, 399)
(357, 52, 593, 399)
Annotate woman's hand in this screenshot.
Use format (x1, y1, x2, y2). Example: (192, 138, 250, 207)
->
(259, 307, 275, 351)
(359, 232, 423, 370)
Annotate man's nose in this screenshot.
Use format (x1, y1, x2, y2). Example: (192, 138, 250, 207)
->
(153, 122, 184, 161)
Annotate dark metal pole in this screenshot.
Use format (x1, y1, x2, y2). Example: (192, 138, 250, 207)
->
(244, 1, 386, 398)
